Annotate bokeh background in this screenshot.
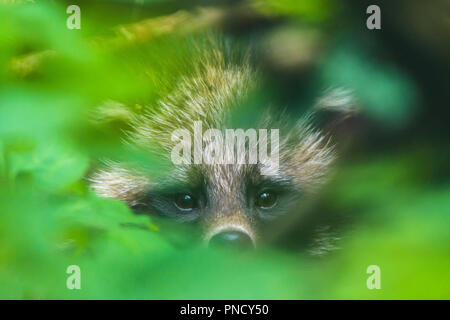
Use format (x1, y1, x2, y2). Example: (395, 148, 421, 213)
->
(0, 0, 449, 299)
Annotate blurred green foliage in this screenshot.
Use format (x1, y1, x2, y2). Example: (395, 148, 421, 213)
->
(253, 0, 336, 23)
(0, 0, 448, 299)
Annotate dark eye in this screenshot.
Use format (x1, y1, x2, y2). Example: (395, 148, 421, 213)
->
(256, 191, 277, 209)
(174, 194, 197, 211)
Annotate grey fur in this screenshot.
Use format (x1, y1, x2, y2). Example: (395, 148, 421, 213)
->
(89, 37, 353, 253)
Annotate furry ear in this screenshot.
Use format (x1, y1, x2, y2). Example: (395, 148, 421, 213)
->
(312, 87, 358, 134)
(314, 87, 358, 113)
(89, 161, 151, 208)
(281, 88, 357, 192)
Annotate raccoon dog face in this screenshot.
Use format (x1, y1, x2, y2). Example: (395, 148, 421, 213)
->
(90, 38, 352, 252)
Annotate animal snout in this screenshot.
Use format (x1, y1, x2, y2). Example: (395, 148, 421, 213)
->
(208, 230, 255, 249)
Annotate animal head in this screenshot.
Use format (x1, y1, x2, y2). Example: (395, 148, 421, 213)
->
(90, 37, 355, 251)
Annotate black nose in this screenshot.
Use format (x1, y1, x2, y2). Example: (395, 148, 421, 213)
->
(208, 231, 254, 249)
